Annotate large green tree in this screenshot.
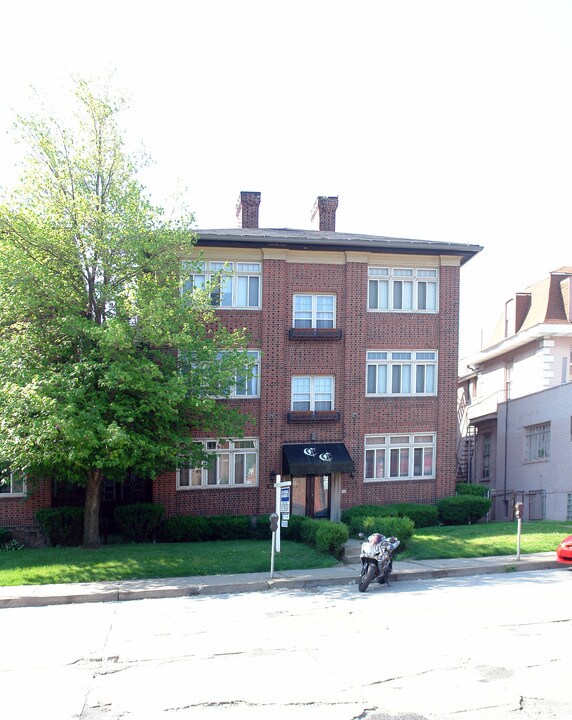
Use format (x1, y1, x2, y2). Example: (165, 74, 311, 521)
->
(0, 79, 253, 547)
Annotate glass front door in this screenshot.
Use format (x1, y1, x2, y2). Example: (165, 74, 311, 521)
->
(291, 475, 330, 518)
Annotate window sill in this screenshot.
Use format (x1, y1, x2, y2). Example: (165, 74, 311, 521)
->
(177, 484, 259, 490)
(287, 411, 340, 423)
(288, 328, 342, 340)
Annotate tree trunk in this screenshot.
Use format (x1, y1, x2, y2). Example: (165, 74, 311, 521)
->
(84, 468, 103, 548)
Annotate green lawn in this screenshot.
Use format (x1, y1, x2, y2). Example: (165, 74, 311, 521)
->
(397, 520, 572, 560)
(1, 520, 570, 587)
(0, 539, 339, 587)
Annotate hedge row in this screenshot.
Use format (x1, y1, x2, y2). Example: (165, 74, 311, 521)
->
(34, 504, 349, 558)
(342, 495, 492, 536)
(341, 503, 439, 528)
(35, 491, 492, 549)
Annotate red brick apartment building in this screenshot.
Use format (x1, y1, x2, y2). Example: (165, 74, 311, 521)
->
(154, 192, 482, 522)
(0, 191, 481, 536)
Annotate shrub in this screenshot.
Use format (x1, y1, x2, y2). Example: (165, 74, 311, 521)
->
(315, 522, 349, 558)
(159, 515, 210, 542)
(204, 515, 254, 541)
(300, 517, 322, 546)
(252, 514, 271, 540)
(114, 503, 164, 543)
(341, 505, 381, 525)
(437, 495, 492, 525)
(0, 538, 25, 551)
(36, 507, 84, 546)
(0, 528, 12, 545)
(281, 514, 306, 542)
(388, 503, 439, 528)
(342, 503, 438, 528)
(456, 482, 489, 498)
(359, 515, 415, 549)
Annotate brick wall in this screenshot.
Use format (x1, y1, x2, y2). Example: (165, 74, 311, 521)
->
(159, 250, 462, 518)
(0, 478, 52, 528)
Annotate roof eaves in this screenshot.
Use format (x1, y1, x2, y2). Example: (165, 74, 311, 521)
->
(195, 228, 483, 264)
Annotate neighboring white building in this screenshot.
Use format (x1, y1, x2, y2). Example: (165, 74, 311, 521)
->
(458, 268, 572, 521)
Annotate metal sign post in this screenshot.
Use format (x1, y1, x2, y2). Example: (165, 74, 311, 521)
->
(273, 475, 291, 553)
(269, 513, 279, 578)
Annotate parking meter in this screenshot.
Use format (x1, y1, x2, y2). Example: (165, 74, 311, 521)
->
(269, 513, 279, 533)
(515, 502, 524, 560)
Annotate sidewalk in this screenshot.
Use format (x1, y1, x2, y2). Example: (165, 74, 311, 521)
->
(0, 552, 564, 609)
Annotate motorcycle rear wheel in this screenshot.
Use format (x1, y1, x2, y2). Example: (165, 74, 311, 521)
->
(358, 563, 378, 592)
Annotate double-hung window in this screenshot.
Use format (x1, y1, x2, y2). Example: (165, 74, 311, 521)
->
(0, 468, 26, 496)
(482, 432, 491, 478)
(368, 267, 438, 312)
(183, 261, 261, 308)
(177, 439, 259, 488)
(524, 422, 550, 462)
(366, 351, 437, 396)
(216, 350, 260, 398)
(293, 294, 335, 328)
(365, 434, 436, 481)
(291, 376, 334, 411)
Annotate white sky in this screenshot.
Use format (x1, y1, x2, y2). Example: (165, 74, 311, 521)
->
(2, 0, 571, 360)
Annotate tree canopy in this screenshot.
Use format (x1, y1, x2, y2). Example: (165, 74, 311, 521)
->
(0, 78, 254, 546)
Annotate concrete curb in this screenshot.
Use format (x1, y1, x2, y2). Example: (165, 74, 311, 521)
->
(0, 552, 565, 609)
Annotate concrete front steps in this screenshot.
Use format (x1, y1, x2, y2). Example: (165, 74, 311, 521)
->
(342, 539, 362, 564)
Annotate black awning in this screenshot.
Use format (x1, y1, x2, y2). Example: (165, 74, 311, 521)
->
(282, 443, 355, 476)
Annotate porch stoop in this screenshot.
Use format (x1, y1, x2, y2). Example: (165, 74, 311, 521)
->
(342, 539, 362, 564)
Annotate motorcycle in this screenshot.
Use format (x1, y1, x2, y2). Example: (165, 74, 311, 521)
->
(358, 532, 400, 592)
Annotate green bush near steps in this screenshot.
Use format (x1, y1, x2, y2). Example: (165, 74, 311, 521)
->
(315, 522, 349, 558)
(352, 515, 415, 550)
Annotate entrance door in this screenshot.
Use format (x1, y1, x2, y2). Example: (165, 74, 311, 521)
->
(291, 475, 330, 518)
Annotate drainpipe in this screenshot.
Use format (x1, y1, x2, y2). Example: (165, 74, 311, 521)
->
(503, 381, 511, 513)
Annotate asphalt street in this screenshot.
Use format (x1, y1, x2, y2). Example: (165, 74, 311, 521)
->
(2, 567, 571, 720)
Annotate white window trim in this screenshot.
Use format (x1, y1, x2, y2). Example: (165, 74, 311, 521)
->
(0, 470, 27, 497)
(183, 261, 262, 309)
(367, 267, 439, 313)
(364, 433, 436, 482)
(292, 293, 336, 329)
(524, 422, 551, 462)
(366, 350, 438, 396)
(216, 350, 261, 399)
(177, 438, 259, 489)
(291, 375, 335, 412)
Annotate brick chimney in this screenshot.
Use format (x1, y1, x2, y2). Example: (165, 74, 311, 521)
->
(236, 191, 261, 229)
(311, 196, 338, 232)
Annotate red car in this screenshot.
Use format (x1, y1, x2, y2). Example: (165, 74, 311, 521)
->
(556, 535, 572, 564)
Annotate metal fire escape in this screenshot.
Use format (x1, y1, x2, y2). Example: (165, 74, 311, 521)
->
(456, 392, 477, 483)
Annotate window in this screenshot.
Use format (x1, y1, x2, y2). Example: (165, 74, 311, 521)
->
(365, 434, 436, 481)
(567, 493, 572, 521)
(524, 423, 550, 462)
(293, 294, 335, 328)
(216, 350, 260, 398)
(177, 439, 258, 488)
(291, 376, 334, 411)
(482, 432, 491, 478)
(368, 267, 438, 312)
(366, 351, 437, 395)
(0, 468, 26, 496)
(183, 261, 261, 308)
